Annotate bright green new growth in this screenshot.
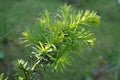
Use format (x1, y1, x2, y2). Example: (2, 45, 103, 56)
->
(22, 4, 100, 72)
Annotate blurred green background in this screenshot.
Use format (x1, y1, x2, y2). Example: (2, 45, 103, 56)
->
(0, 0, 120, 80)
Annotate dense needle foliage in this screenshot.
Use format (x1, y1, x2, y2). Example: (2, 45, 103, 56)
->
(0, 4, 100, 80)
(22, 4, 100, 72)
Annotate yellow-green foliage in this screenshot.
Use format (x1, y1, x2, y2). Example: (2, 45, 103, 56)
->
(22, 4, 100, 72)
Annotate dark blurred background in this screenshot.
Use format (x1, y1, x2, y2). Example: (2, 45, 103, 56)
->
(0, 0, 120, 80)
